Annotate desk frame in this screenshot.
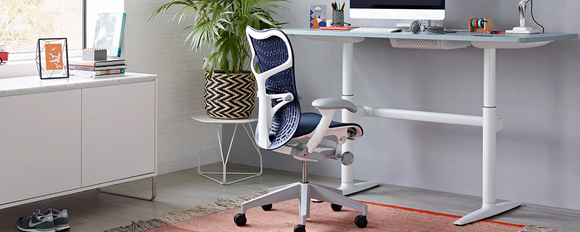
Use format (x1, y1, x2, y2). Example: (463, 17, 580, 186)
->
(342, 43, 518, 225)
(283, 29, 577, 225)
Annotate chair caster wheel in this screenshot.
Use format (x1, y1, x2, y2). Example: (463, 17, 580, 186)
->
(294, 224, 306, 232)
(234, 213, 246, 226)
(355, 215, 367, 228)
(331, 203, 342, 212)
(261, 204, 273, 211)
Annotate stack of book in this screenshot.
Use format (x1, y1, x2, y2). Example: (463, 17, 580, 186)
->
(69, 58, 126, 78)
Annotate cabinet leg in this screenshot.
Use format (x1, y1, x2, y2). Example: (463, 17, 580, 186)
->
(96, 176, 157, 201)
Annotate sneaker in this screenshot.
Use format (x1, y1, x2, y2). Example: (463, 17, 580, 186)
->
(44, 209, 69, 231)
(16, 210, 55, 232)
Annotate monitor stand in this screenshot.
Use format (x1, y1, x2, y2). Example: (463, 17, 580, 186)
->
(396, 19, 444, 29)
(395, 19, 416, 28)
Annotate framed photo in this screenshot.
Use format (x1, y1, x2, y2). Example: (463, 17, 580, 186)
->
(310, 5, 327, 29)
(86, 13, 127, 57)
(36, 38, 69, 79)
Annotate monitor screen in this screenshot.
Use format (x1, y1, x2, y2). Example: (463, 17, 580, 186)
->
(350, 0, 445, 20)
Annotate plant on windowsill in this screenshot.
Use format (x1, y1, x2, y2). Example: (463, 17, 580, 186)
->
(149, 0, 288, 119)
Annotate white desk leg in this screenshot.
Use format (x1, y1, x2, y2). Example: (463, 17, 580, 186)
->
(338, 42, 380, 195)
(454, 48, 521, 225)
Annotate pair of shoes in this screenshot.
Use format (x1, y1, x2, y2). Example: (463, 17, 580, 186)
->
(17, 209, 69, 232)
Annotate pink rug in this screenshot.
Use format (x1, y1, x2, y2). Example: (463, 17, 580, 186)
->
(105, 191, 551, 232)
(145, 200, 524, 232)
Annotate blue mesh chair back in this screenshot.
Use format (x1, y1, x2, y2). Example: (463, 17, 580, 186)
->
(247, 28, 301, 150)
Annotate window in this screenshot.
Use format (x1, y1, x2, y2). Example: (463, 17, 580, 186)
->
(0, 0, 123, 61)
(0, 0, 124, 78)
(0, 0, 83, 56)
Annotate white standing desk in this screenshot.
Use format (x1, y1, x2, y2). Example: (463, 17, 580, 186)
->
(282, 28, 577, 225)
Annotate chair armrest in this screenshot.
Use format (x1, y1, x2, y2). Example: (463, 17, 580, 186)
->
(305, 98, 357, 154)
(312, 98, 357, 113)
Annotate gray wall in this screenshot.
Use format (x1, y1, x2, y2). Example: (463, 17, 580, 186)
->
(228, 0, 580, 211)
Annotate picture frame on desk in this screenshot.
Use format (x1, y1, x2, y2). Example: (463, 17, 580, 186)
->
(310, 5, 327, 29)
(35, 38, 69, 79)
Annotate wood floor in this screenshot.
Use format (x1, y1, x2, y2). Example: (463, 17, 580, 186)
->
(1, 163, 579, 232)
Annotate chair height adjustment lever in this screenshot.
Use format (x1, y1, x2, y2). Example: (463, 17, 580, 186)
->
(338, 152, 354, 166)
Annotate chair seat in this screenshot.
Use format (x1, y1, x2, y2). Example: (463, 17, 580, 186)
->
(293, 113, 363, 138)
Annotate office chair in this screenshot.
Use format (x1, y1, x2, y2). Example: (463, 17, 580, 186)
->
(233, 26, 368, 232)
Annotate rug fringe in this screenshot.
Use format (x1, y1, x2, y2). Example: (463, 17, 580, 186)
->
(519, 225, 556, 232)
(103, 219, 167, 232)
(103, 190, 267, 232)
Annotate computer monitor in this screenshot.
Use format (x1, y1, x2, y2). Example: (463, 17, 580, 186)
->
(350, 0, 445, 27)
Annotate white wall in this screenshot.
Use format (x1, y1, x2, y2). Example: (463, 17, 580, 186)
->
(229, 0, 580, 211)
(124, 0, 219, 174)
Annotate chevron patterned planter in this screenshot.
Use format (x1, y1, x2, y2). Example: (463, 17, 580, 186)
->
(204, 71, 255, 119)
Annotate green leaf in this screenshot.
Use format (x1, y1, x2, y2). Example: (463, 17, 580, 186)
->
(149, 0, 289, 76)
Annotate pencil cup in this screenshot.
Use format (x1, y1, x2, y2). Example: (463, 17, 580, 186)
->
(332, 10, 345, 27)
(83, 48, 107, 61)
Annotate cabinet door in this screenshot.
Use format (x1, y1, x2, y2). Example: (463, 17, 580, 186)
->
(82, 82, 155, 187)
(0, 90, 82, 204)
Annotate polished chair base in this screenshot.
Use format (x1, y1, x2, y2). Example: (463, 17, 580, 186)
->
(234, 163, 368, 232)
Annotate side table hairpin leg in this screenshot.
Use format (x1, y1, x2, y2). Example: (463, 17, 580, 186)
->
(96, 176, 157, 201)
(198, 122, 263, 185)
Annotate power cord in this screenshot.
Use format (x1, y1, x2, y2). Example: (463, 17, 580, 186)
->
(530, 0, 545, 33)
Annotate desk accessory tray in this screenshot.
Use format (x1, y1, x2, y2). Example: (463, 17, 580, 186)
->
(390, 38, 471, 50)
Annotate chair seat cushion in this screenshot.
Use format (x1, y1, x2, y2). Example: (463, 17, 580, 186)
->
(293, 113, 363, 138)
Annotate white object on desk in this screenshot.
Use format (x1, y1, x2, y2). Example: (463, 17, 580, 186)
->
(506, 26, 539, 34)
(507, 0, 540, 34)
(192, 113, 263, 185)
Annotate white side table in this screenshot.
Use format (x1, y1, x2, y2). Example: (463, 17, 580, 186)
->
(191, 113, 262, 185)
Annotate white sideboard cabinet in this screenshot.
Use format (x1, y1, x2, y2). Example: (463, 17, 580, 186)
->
(0, 73, 157, 209)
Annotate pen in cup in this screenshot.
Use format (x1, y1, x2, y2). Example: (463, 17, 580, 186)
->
(331, 1, 345, 11)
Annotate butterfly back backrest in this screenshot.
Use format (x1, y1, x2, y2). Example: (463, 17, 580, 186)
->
(246, 27, 301, 150)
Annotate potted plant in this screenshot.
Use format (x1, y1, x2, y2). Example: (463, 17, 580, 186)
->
(150, 0, 288, 119)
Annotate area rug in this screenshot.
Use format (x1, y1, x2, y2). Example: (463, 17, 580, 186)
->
(105, 190, 554, 232)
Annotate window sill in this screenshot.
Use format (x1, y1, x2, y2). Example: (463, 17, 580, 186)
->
(0, 61, 38, 79)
